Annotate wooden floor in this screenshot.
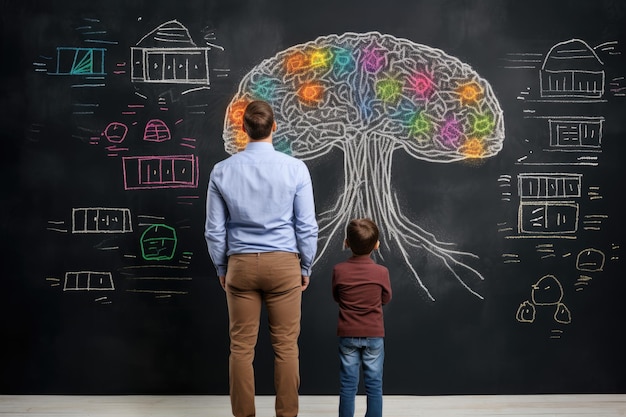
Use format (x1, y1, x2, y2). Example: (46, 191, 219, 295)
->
(1, 395, 625, 416)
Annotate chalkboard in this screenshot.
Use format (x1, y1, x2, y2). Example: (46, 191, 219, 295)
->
(2, 0, 625, 395)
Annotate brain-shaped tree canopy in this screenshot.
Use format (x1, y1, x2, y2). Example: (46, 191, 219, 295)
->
(224, 31, 503, 160)
(223, 32, 505, 301)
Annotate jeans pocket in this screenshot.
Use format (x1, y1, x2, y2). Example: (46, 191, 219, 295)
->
(365, 338, 384, 356)
(339, 338, 359, 355)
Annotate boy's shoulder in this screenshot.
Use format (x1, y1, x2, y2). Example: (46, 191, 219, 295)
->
(333, 257, 389, 271)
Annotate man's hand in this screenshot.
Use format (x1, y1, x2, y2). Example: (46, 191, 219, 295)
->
(301, 276, 310, 291)
(219, 276, 226, 290)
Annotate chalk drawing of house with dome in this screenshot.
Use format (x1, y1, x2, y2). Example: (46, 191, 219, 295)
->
(131, 20, 213, 86)
(540, 38, 605, 98)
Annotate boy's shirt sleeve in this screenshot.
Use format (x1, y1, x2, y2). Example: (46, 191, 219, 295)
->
(331, 267, 340, 302)
(381, 268, 392, 305)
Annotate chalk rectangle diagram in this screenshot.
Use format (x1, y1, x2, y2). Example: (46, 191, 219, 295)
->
(518, 201, 579, 234)
(122, 155, 198, 190)
(517, 173, 582, 234)
(72, 207, 133, 234)
(130, 47, 210, 85)
(63, 271, 115, 291)
(518, 173, 582, 199)
(540, 70, 604, 98)
(54, 47, 106, 75)
(549, 117, 603, 148)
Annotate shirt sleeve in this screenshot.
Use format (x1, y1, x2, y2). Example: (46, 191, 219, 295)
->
(381, 268, 392, 305)
(331, 267, 339, 302)
(293, 163, 319, 277)
(205, 169, 229, 277)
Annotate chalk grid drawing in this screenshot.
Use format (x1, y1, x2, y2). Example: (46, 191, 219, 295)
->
(63, 271, 115, 291)
(224, 31, 505, 301)
(72, 207, 133, 234)
(122, 154, 199, 190)
(516, 173, 581, 237)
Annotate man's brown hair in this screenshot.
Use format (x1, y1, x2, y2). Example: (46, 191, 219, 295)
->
(243, 100, 275, 140)
(346, 218, 379, 255)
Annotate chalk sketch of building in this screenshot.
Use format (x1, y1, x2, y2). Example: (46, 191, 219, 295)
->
(63, 271, 115, 291)
(50, 47, 106, 75)
(122, 154, 199, 190)
(72, 207, 133, 234)
(540, 39, 605, 98)
(131, 20, 212, 85)
(517, 173, 581, 237)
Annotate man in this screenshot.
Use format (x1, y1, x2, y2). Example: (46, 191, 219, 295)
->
(205, 100, 318, 417)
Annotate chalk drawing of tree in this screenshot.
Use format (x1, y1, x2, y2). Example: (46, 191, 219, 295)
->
(223, 32, 505, 301)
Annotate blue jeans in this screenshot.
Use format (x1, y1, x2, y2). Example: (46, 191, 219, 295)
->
(338, 337, 384, 417)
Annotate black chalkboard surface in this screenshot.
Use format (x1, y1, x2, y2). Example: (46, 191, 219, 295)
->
(1, 0, 625, 395)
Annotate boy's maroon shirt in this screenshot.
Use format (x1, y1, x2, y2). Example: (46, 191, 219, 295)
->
(332, 255, 392, 337)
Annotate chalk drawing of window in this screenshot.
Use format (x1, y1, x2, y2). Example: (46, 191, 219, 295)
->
(518, 201, 579, 234)
(540, 39, 604, 98)
(131, 48, 210, 85)
(517, 173, 581, 235)
(549, 117, 603, 148)
(122, 155, 198, 190)
(130, 20, 210, 85)
(53, 47, 106, 75)
(72, 208, 133, 234)
(63, 271, 115, 291)
(140, 224, 177, 261)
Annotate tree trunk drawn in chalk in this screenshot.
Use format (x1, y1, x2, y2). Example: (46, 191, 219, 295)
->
(223, 32, 505, 301)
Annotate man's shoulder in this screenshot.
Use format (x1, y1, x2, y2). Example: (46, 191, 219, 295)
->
(211, 151, 251, 170)
(213, 152, 238, 165)
(272, 149, 307, 165)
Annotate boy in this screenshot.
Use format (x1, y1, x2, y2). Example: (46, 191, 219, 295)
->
(332, 218, 392, 417)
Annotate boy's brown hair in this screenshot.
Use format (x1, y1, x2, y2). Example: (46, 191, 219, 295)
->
(243, 100, 275, 140)
(346, 218, 379, 255)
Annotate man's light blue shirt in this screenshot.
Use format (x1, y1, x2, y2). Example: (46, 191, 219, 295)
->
(205, 141, 319, 277)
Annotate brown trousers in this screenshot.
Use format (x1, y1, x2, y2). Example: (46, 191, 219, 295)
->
(225, 252, 302, 417)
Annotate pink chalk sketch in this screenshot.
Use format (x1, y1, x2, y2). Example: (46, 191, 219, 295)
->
(122, 154, 198, 190)
(143, 119, 171, 142)
(103, 122, 128, 143)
